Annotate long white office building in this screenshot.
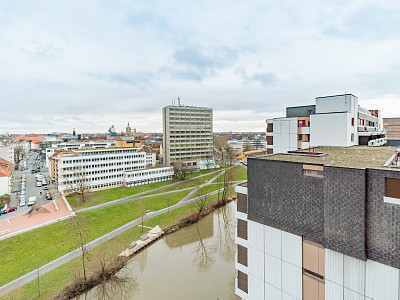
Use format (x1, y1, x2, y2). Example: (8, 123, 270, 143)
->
(55, 147, 172, 194)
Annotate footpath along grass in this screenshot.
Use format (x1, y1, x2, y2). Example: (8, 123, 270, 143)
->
(5, 188, 236, 300)
(0, 188, 190, 287)
(67, 168, 221, 210)
(215, 165, 247, 182)
(67, 180, 173, 209)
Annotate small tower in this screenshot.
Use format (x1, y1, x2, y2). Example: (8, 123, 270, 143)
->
(73, 128, 76, 136)
(126, 122, 132, 136)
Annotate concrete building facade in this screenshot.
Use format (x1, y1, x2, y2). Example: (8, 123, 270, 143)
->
(266, 94, 386, 154)
(0, 145, 14, 164)
(163, 104, 213, 167)
(235, 146, 400, 299)
(54, 147, 172, 194)
(0, 158, 14, 196)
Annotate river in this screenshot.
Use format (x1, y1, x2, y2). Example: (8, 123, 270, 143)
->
(78, 201, 239, 300)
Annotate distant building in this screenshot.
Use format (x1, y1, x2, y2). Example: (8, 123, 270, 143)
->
(236, 146, 400, 299)
(266, 94, 386, 154)
(0, 158, 14, 196)
(53, 147, 173, 194)
(0, 145, 14, 164)
(163, 104, 213, 167)
(384, 117, 400, 145)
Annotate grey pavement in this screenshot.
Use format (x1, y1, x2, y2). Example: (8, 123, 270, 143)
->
(0, 182, 245, 298)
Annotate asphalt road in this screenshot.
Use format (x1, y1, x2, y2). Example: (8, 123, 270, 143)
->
(0, 152, 60, 222)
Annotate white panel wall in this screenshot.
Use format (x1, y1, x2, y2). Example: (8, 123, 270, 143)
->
(343, 255, 365, 295)
(282, 261, 302, 299)
(343, 288, 364, 300)
(265, 225, 282, 259)
(248, 273, 264, 300)
(365, 260, 399, 300)
(325, 280, 344, 300)
(265, 282, 282, 300)
(282, 231, 302, 268)
(248, 246, 265, 281)
(248, 220, 265, 251)
(325, 249, 344, 286)
(273, 118, 298, 154)
(0, 176, 9, 196)
(315, 95, 354, 114)
(310, 112, 350, 147)
(265, 253, 281, 289)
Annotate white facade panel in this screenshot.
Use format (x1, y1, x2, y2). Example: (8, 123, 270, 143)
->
(282, 292, 299, 300)
(325, 280, 344, 300)
(0, 176, 10, 196)
(248, 273, 264, 300)
(282, 261, 302, 299)
(265, 282, 282, 300)
(310, 112, 350, 147)
(315, 94, 356, 114)
(248, 220, 264, 252)
(325, 249, 344, 286)
(281, 231, 302, 268)
(248, 246, 264, 281)
(264, 253, 281, 289)
(343, 255, 365, 295)
(265, 225, 282, 259)
(365, 260, 399, 300)
(343, 288, 364, 300)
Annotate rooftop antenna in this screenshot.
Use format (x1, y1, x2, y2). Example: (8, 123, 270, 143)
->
(177, 97, 181, 106)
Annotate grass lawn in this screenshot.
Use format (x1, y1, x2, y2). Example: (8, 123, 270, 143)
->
(67, 180, 174, 209)
(0, 188, 195, 288)
(6, 188, 236, 300)
(215, 166, 247, 182)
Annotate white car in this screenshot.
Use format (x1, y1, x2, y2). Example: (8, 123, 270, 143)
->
(36, 181, 42, 187)
(20, 200, 26, 207)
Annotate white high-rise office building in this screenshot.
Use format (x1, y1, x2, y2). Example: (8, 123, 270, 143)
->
(163, 104, 213, 167)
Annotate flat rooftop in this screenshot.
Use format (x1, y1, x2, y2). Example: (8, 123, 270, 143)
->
(256, 146, 400, 170)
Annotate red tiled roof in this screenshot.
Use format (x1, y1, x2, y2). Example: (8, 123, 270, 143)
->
(0, 158, 14, 177)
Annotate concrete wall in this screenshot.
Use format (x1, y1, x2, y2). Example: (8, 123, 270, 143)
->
(0, 176, 10, 196)
(315, 94, 357, 114)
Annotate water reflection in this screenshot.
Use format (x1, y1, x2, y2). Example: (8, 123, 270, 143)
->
(80, 201, 238, 300)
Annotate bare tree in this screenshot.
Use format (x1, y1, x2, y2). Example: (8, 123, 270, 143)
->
(68, 213, 89, 286)
(192, 183, 208, 222)
(192, 223, 216, 271)
(173, 161, 192, 181)
(67, 166, 90, 203)
(241, 139, 253, 153)
(138, 197, 146, 233)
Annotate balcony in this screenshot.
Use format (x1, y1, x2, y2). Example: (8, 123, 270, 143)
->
(301, 127, 310, 134)
(368, 137, 387, 147)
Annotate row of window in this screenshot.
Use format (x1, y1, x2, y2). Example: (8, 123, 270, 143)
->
(61, 161, 146, 171)
(126, 169, 172, 178)
(125, 176, 173, 187)
(78, 149, 138, 156)
(63, 154, 144, 164)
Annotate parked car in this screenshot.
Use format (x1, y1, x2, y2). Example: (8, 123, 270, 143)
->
(20, 201, 26, 207)
(36, 181, 42, 187)
(45, 194, 52, 200)
(5, 207, 17, 213)
(43, 185, 48, 190)
(0, 210, 6, 215)
(28, 196, 36, 206)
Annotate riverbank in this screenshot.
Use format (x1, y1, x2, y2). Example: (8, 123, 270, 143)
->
(55, 195, 237, 300)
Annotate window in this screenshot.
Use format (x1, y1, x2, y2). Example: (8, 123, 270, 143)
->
(298, 134, 302, 141)
(237, 245, 248, 267)
(237, 219, 247, 240)
(351, 118, 355, 126)
(302, 238, 325, 300)
(384, 178, 400, 204)
(351, 133, 354, 142)
(237, 271, 248, 293)
(303, 165, 323, 178)
(237, 193, 247, 213)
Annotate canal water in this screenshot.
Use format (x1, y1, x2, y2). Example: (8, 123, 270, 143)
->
(79, 201, 239, 300)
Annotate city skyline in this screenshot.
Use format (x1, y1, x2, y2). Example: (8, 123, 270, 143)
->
(1, 1, 400, 133)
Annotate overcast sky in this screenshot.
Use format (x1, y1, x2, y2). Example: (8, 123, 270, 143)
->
(1, 1, 400, 134)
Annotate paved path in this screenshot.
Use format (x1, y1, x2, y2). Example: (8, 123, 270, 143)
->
(76, 169, 223, 213)
(0, 182, 245, 297)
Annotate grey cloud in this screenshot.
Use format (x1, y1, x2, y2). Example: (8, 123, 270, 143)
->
(237, 67, 278, 86)
(25, 44, 62, 61)
(171, 46, 239, 81)
(322, 4, 400, 40)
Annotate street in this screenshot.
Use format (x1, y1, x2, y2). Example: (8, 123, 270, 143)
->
(0, 151, 61, 221)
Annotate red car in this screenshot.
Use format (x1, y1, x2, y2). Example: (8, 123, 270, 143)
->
(5, 207, 17, 213)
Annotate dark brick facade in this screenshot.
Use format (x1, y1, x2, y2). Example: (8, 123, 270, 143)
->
(366, 169, 400, 269)
(247, 157, 400, 268)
